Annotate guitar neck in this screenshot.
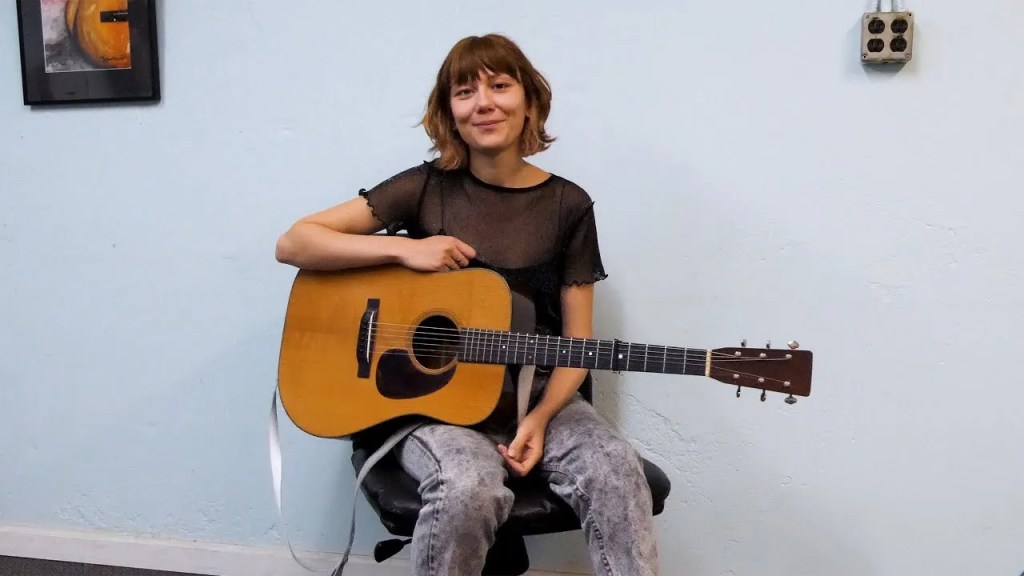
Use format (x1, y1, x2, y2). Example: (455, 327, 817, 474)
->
(457, 328, 707, 376)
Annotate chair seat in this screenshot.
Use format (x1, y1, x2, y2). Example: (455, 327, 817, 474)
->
(351, 441, 671, 538)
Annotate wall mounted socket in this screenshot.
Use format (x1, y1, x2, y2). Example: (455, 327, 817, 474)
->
(861, 11, 914, 63)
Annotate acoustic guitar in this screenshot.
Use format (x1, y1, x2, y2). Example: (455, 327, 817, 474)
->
(276, 265, 813, 438)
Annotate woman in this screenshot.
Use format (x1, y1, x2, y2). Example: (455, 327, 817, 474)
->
(276, 33, 659, 576)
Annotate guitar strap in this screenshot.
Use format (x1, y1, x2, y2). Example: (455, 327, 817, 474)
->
(516, 364, 535, 425)
(269, 385, 422, 576)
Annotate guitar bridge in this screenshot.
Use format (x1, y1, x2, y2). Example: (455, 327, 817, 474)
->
(356, 298, 380, 378)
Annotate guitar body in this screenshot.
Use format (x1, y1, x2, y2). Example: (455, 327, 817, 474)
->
(277, 265, 524, 438)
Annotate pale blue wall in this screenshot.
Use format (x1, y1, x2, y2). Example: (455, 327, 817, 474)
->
(2, 1, 1023, 574)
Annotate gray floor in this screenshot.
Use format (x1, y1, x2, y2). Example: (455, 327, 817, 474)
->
(0, 557, 206, 576)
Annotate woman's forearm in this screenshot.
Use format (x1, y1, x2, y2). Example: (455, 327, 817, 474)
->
(275, 222, 411, 270)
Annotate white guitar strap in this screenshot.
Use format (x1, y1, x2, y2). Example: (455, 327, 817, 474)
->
(516, 365, 535, 424)
(269, 385, 422, 576)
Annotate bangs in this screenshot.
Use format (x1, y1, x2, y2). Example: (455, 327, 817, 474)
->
(444, 36, 525, 87)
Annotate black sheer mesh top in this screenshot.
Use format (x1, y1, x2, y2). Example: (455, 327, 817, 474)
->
(358, 160, 607, 337)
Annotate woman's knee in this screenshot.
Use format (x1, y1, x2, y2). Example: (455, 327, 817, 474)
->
(592, 434, 646, 481)
(548, 426, 648, 501)
(437, 470, 514, 526)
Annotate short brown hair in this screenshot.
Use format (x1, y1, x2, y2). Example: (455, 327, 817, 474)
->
(422, 34, 555, 170)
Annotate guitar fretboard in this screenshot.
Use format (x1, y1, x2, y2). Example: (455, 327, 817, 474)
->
(458, 329, 706, 376)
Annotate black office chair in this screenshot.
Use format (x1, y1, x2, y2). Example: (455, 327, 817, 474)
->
(350, 375, 671, 575)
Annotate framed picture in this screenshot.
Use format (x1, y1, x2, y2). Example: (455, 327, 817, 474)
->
(16, 0, 160, 105)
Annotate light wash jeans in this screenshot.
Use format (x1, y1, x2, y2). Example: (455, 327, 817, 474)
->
(394, 375, 659, 576)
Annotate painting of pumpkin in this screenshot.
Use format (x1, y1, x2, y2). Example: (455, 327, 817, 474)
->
(63, 0, 131, 69)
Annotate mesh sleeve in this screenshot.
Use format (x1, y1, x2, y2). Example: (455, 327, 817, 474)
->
(357, 162, 431, 235)
(562, 202, 608, 285)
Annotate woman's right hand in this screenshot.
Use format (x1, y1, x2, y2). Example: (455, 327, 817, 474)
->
(399, 236, 477, 272)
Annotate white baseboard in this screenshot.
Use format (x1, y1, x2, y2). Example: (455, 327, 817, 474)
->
(0, 523, 583, 576)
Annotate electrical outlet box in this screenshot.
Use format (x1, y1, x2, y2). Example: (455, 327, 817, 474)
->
(861, 11, 914, 63)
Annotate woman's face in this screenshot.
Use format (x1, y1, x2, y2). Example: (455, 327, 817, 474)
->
(450, 70, 528, 158)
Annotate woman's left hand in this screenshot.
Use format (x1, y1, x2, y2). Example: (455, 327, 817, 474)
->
(498, 412, 548, 477)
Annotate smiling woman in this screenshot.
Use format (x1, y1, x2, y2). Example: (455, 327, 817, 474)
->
(422, 34, 555, 173)
(274, 33, 658, 576)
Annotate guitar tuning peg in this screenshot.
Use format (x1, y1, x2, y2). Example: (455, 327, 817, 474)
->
(787, 340, 800, 349)
(760, 390, 767, 402)
(740, 339, 747, 347)
(765, 340, 771, 349)
(785, 394, 797, 405)
(736, 386, 741, 398)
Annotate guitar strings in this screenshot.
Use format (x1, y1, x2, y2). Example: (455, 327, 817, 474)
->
(364, 327, 794, 362)
(368, 337, 782, 366)
(356, 339, 798, 386)
(370, 321, 750, 360)
(366, 323, 768, 362)
(368, 322, 741, 359)
(367, 333, 740, 363)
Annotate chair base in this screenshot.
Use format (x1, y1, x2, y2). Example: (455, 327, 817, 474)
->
(482, 530, 529, 576)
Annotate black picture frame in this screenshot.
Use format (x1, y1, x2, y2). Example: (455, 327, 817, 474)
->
(16, 0, 160, 106)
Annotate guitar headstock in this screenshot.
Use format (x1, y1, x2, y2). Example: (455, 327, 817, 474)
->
(709, 340, 813, 403)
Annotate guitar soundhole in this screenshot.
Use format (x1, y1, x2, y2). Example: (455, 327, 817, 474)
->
(412, 315, 461, 370)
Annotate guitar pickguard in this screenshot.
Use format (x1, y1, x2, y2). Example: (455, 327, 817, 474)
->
(376, 348, 456, 400)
